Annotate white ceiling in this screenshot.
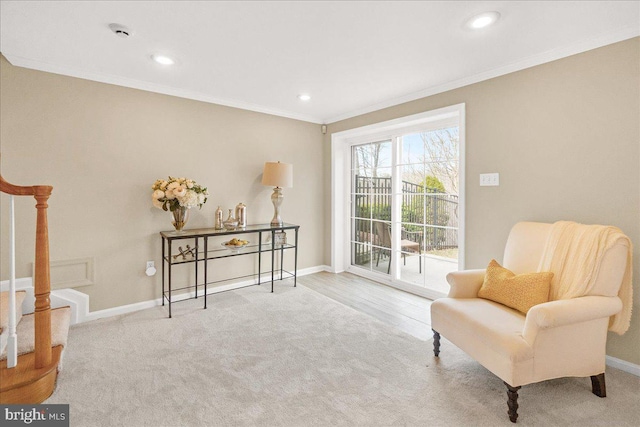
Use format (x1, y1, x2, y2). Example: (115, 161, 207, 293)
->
(1, 1, 638, 124)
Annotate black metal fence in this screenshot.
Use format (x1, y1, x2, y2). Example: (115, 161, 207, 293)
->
(352, 175, 458, 266)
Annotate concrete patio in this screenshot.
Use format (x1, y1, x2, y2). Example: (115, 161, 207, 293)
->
(359, 251, 458, 295)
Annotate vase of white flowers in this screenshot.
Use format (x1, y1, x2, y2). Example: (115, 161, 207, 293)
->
(151, 176, 208, 232)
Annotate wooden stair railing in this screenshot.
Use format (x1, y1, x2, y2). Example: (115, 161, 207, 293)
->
(0, 174, 53, 369)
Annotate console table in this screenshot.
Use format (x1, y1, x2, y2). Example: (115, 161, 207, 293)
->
(160, 223, 299, 318)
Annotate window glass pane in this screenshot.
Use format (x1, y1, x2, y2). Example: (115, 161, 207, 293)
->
(370, 199, 391, 222)
(400, 225, 424, 252)
(400, 133, 426, 166)
(351, 242, 371, 270)
(353, 169, 392, 192)
(372, 249, 390, 275)
(353, 196, 372, 219)
(424, 194, 459, 234)
(371, 220, 391, 250)
(402, 195, 425, 226)
(424, 162, 457, 195)
(352, 219, 372, 243)
(423, 256, 457, 294)
(371, 220, 391, 275)
(398, 164, 425, 188)
(420, 127, 460, 163)
(370, 167, 392, 182)
(354, 168, 375, 179)
(398, 253, 424, 286)
(352, 141, 392, 170)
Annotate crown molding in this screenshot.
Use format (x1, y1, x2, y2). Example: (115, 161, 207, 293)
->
(324, 27, 640, 124)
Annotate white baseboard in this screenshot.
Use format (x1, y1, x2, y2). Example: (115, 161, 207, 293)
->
(84, 265, 332, 322)
(300, 265, 332, 275)
(321, 265, 342, 273)
(83, 295, 159, 323)
(606, 355, 640, 377)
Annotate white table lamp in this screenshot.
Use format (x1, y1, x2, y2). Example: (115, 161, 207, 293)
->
(262, 161, 293, 227)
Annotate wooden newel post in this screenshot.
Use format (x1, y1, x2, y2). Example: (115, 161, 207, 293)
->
(33, 186, 53, 369)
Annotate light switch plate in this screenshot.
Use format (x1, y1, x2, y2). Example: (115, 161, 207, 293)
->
(480, 173, 500, 186)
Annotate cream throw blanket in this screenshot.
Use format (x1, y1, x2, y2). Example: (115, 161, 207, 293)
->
(537, 221, 633, 335)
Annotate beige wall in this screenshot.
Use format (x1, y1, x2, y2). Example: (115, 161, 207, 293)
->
(0, 55, 325, 311)
(325, 38, 640, 364)
(2, 36, 639, 365)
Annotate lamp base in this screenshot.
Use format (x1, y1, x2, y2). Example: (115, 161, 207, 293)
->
(270, 187, 284, 227)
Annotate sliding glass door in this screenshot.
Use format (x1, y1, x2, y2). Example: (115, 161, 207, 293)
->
(351, 140, 393, 275)
(346, 118, 461, 298)
(396, 128, 460, 295)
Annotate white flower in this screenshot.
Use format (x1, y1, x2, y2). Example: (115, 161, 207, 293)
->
(167, 181, 180, 191)
(179, 190, 199, 208)
(160, 180, 168, 190)
(165, 189, 176, 200)
(197, 193, 205, 204)
(173, 186, 187, 198)
(186, 180, 194, 189)
(153, 190, 165, 199)
(152, 196, 164, 209)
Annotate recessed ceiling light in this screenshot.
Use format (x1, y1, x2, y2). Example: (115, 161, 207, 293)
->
(465, 11, 500, 30)
(298, 94, 311, 101)
(151, 54, 175, 65)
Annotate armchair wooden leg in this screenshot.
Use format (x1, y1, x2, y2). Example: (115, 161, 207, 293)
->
(590, 373, 606, 397)
(432, 329, 440, 357)
(504, 382, 521, 423)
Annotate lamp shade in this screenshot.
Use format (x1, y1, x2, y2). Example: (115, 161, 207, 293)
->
(262, 162, 293, 188)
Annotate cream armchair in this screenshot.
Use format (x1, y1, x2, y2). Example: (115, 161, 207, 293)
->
(430, 222, 630, 423)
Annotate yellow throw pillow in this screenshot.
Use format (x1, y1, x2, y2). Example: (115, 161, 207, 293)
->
(478, 259, 553, 314)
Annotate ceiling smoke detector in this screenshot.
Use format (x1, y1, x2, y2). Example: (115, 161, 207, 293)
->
(109, 23, 133, 38)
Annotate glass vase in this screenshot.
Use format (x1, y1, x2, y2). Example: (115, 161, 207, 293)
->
(171, 206, 189, 232)
(223, 209, 238, 230)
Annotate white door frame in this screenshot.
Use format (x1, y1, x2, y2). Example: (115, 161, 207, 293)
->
(330, 104, 465, 297)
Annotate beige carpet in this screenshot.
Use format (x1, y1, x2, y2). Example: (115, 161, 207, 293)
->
(46, 281, 640, 426)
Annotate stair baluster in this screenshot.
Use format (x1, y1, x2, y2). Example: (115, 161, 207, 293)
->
(7, 195, 18, 368)
(0, 175, 53, 370)
(33, 188, 52, 368)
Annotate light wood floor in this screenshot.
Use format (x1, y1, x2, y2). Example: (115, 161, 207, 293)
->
(299, 271, 434, 341)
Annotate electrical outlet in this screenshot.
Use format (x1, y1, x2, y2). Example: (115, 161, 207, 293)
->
(479, 173, 500, 187)
(146, 261, 155, 269)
